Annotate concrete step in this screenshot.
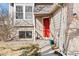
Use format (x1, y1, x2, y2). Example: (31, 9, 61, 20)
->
(42, 49, 59, 55)
(42, 52, 58, 56)
(36, 40, 50, 48)
(41, 47, 60, 56)
(40, 45, 54, 55)
(36, 40, 58, 56)
(40, 45, 51, 52)
(41, 50, 55, 56)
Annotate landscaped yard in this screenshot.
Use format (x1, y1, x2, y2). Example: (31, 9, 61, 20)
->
(0, 42, 40, 56)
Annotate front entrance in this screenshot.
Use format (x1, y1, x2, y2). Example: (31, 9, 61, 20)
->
(43, 17, 50, 39)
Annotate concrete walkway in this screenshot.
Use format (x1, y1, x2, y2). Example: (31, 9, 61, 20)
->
(36, 40, 59, 56)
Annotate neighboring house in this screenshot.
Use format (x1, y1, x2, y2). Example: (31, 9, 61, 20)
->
(65, 4, 79, 55)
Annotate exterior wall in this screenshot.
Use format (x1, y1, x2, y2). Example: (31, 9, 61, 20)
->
(62, 4, 73, 54)
(59, 5, 67, 52)
(67, 3, 79, 55)
(9, 3, 35, 41)
(14, 3, 34, 26)
(51, 8, 62, 47)
(73, 3, 79, 16)
(13, 27, 35, 40)
(51, 4, 67, 51)
(35, 17, 43, 38)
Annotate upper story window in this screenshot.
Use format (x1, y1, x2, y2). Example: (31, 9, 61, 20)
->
(25, 6, 33, 19)
(16, 6, 23, 19)
(15, 4, 33, 20)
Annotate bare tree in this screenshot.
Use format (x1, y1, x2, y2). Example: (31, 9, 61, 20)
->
(0, 7, 19, 42)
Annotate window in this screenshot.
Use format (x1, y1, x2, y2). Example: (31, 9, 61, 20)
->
(19, 31, 25, 38)
(25, 6, 33, 19)
(16, 6, 23, 19)
(15, 5, 33, 19)
(25, 6, 32, 12)
(19, 31, 32, 38)
(26, 31, 32, 38)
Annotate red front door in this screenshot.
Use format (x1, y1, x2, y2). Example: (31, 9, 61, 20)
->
(43, 17, 50, 38)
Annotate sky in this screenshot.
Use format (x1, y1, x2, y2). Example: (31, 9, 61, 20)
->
(0, 3, 9, 10)
(0, 3, 9, 15)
